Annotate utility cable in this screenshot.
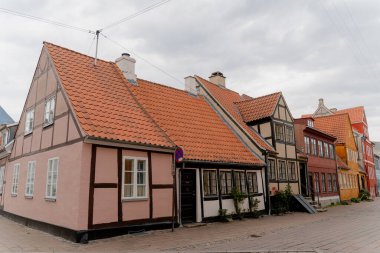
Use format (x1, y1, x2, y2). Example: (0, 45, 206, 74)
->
(100, 0, 171, 31)
(0, 7, 95, 34)
(101, 33, 184, 85)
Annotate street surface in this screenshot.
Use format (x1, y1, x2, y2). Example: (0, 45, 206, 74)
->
(0, 199, 379, 252)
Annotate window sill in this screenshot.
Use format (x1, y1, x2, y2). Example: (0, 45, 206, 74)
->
(122, 197, 148, 202)
(24, 195, 33, 199)
(42, 122, 54, 129)
(204, 196, 219, 201)
(45, 197, 56, 202)
(24, 131, 32, 137)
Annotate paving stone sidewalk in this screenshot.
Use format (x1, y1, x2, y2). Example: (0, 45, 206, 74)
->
(0, 199, 379, 252)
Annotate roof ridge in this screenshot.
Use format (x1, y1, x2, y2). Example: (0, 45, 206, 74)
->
(234, 91, 282, 105)
(194, 75, 241, 96)
(137, 78, 191, 95)
(315, 113, 350, 119)
(43, 41, 111, 64)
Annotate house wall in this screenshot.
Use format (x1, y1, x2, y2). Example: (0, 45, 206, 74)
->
(10, 47, 83, 162)
(3, 47, 90, 231)
(4, 141, 91, 230)
(199, 167, 265, 220)
(265, 97, 300, 195)
(90, 145, 174, 228)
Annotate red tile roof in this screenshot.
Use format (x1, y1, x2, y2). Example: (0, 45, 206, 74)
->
(334, 106, 364, 124)
(235, 92, 281, 122)
(313, 114, 352, 144)
(129, 79, 264, 165)
(45, 42, 175, 149)
(195, 76, 275, 152)
(45, 42, 263, 165)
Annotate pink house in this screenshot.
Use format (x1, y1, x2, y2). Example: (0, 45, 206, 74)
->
(1, 42, 267, 242)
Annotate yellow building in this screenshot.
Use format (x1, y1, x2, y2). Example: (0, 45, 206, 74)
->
(314, 114, 360, 201)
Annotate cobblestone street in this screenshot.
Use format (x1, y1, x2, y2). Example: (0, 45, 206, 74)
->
(1, 199, 380, 252)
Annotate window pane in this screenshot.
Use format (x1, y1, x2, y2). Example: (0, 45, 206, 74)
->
(124, 185, 133, 197)
(137, 172, 145, 184)
(137, 185, 145, 197)
(226, 172, 232, 194)
(124, 171, 132, 184)
(220, 172, 226, 195)
(125, 159, 133, 172)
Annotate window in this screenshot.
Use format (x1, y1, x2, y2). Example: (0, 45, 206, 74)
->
(268, 159, 276, 180)
(288, 162, 297, 181)
(324, 143, 329, 158)
(332, 174, 337, 192)
(25, 161, 36, 197)
(203, 170, 218, 196)
(247, 172, 258, 194)
(327, 174, 332, 192)
(329, 144, 335, 159)
(25, 109, 35, 134)
(315, 173, 320, 193)
(311, 138, 317, 156)
(219, 171, 232, 195)
(285, 126, 294, 143)
(1, 130, 8, 146)
(44, 97, 56, 126)
(234, 171, 247, 193)
(279, 161, 287, 180)
(307, 119, 314, 127)
(0, 166, 4, 194)
(318, 140, 323, 157)
(304, 136, 310, 154)
(275, 124, 284, 141)
(123, 157, 148, 199)
(321, 173, 326, 192)
(46, 158, 59, 199)
(11, 164, 20, 195)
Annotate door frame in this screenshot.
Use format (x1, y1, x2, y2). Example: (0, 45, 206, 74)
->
(179, 169, 197, 224)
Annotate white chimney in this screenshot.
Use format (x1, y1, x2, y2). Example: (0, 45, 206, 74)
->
(209, 71, 226, 87)
(185, 76, 198, 95)
(115, 53, 137, 83)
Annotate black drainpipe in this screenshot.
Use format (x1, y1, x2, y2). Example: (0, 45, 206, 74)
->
(264, 151, 271, 215)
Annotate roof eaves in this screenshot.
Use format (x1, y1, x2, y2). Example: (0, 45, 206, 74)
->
(195, 76, 274, 153)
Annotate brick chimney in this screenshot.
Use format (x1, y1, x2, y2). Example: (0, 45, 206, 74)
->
(209, 71, 226, 87)
(115, 53, 137, 83)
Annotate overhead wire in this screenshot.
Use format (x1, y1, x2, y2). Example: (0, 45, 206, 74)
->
(100, 0, 171, 31)
(101, 33, 184, 85)
(0, 7, 95, 34)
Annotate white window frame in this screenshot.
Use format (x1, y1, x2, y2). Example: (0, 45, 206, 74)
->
(25, 161, 36, 197)
(1, 130, 8, 146)
(43, 96, 56, 126)
(25, 108, 35, 135)
(122, 156, 148, 200)
(0, 166, 4, 194)
(11, 164, 20, 196)
(46, 158, 59, 200)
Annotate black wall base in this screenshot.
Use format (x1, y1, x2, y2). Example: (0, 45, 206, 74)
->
(0, 210, 179, 243)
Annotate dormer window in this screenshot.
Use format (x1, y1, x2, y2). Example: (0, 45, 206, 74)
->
(25, 109, 35, 135)
(1, 130, 8, 146)
(307, 119, 314, 128)
(44, 97, 56, 126)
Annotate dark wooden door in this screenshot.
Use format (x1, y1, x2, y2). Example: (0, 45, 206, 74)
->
(181, 170, 196, 223)
(300, 163, 308, 196)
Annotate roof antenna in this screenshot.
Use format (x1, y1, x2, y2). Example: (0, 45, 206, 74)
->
(94, 30, 101, 65)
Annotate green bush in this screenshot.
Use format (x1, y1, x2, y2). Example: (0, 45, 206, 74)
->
(218, 208, 232, 222)
(340, 201, 350, 205)
(351, 197, 361, 203)
(231, 187, 247, 218)
(271, 184, 293, 214)
(249, 197, 261, 218)
(359, 189, 370, 201)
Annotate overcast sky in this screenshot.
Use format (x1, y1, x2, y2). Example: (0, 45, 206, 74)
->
(1, 0, 379, 141)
